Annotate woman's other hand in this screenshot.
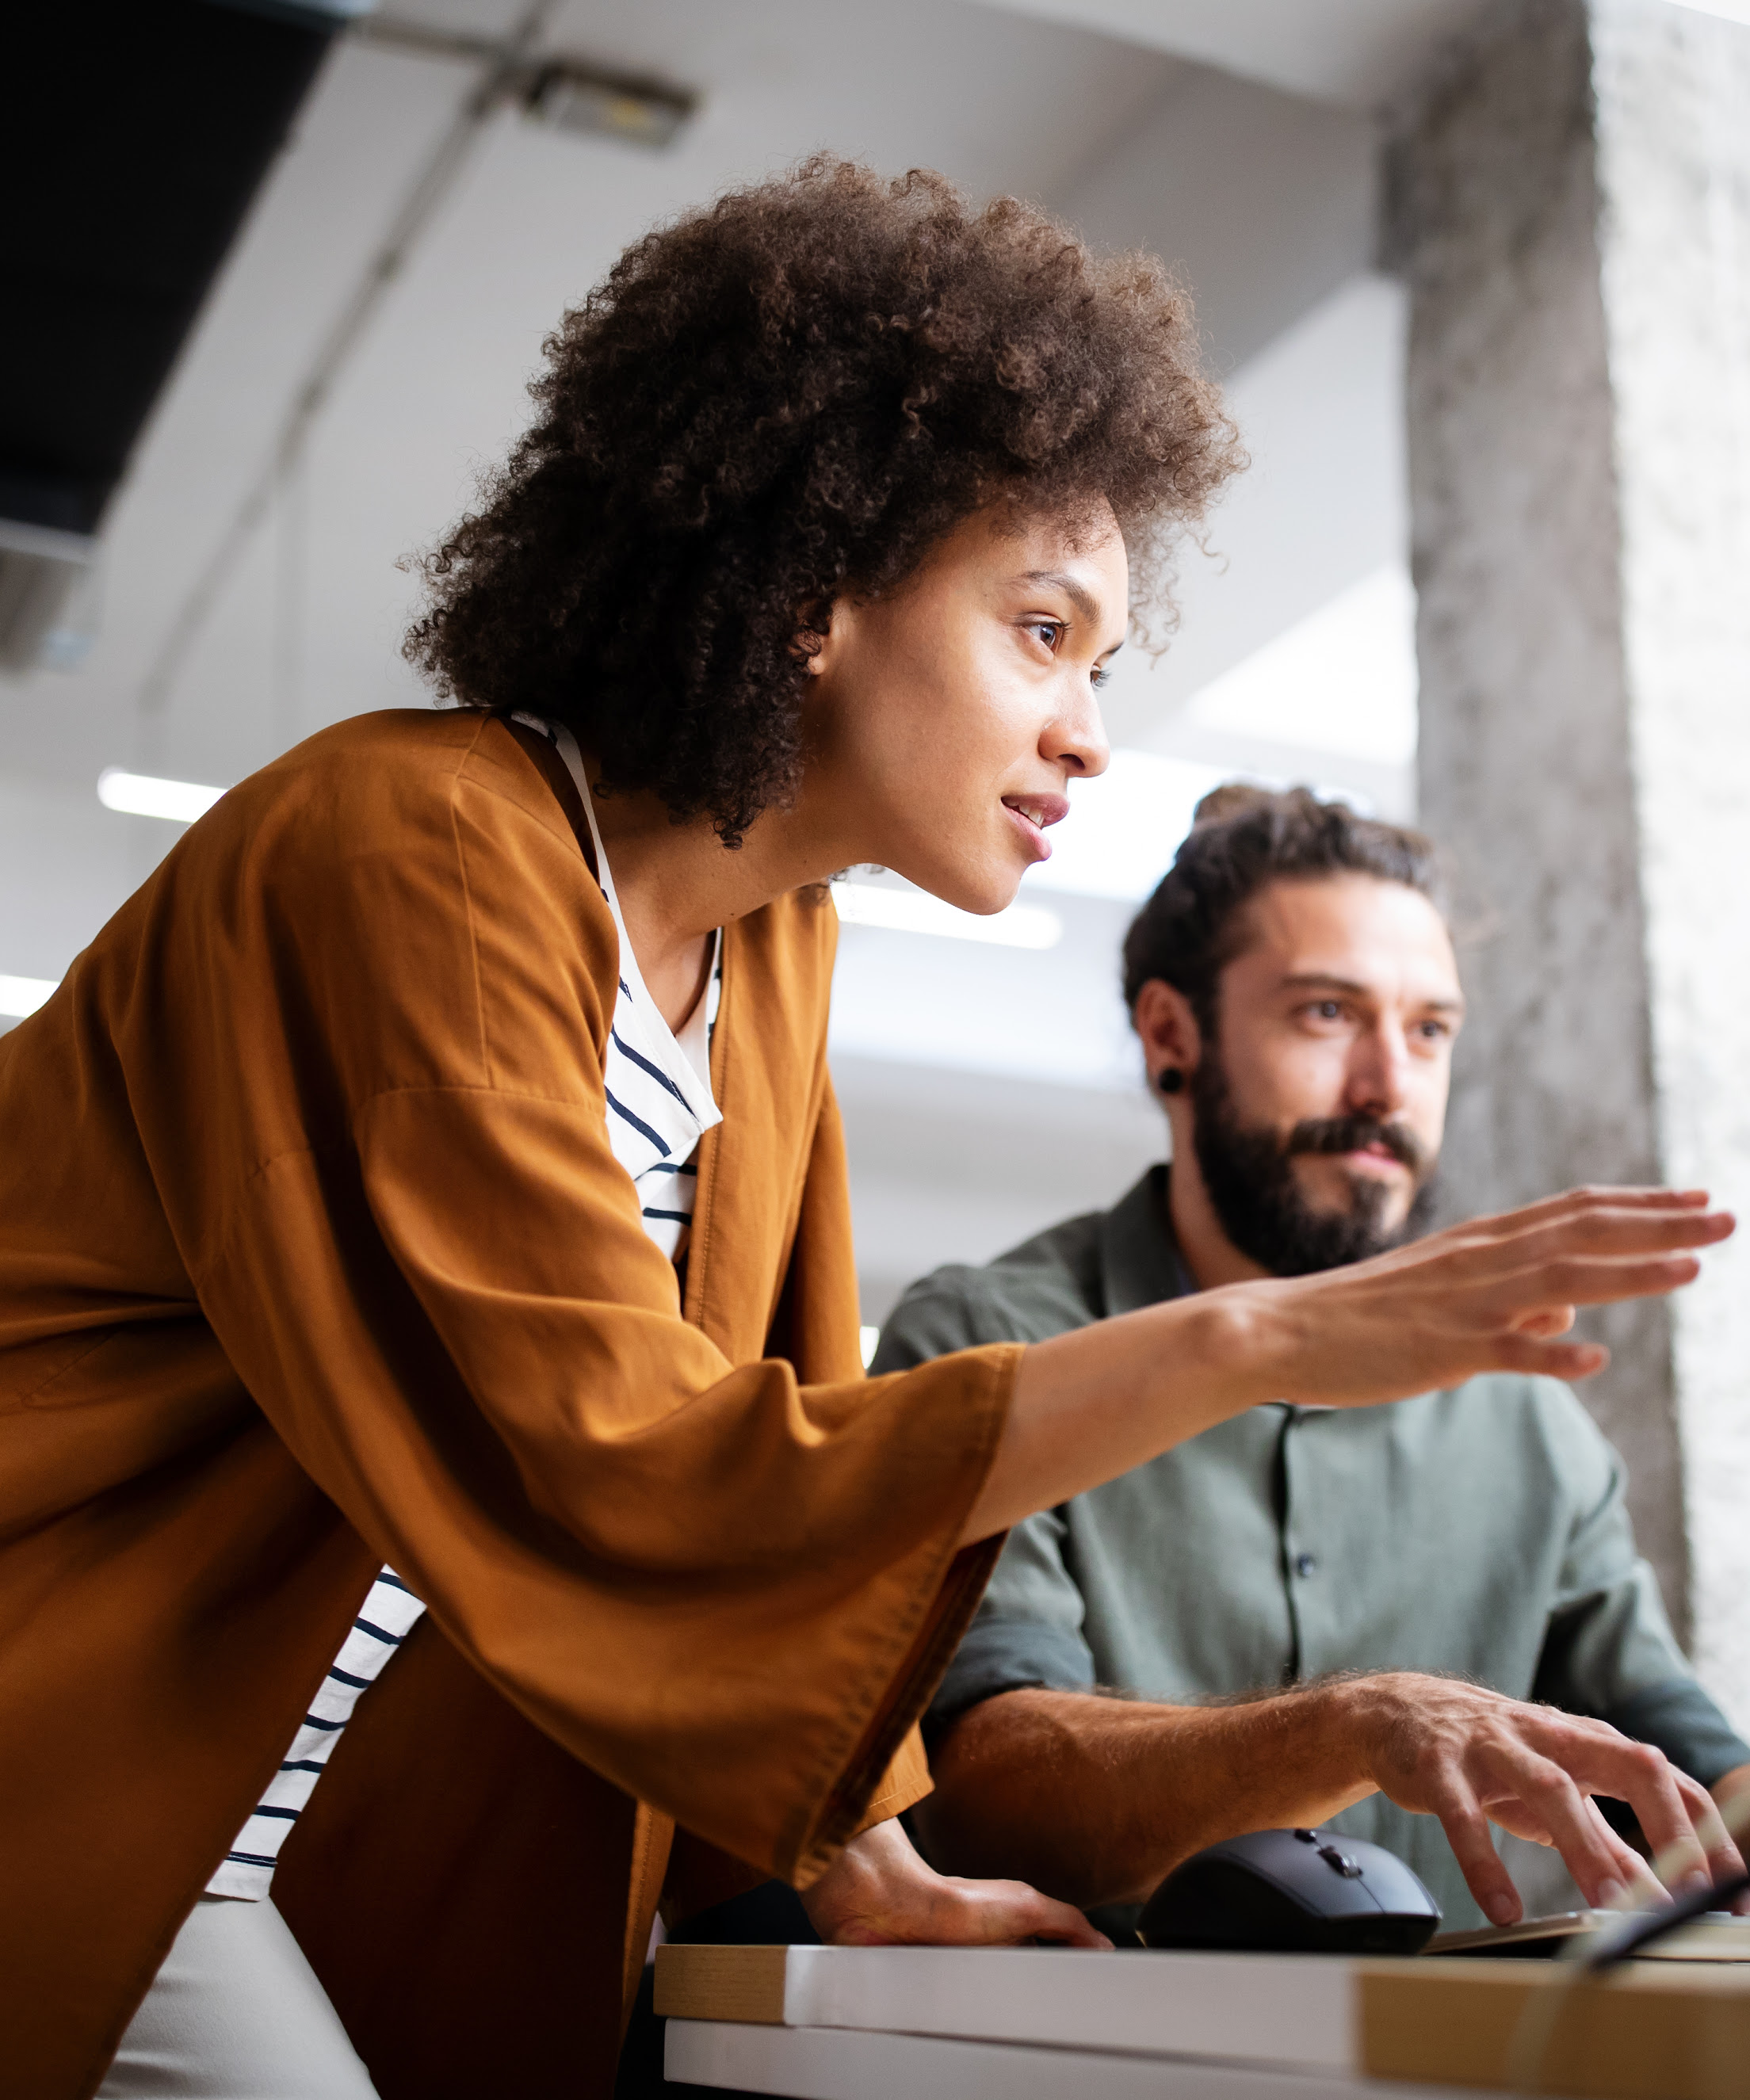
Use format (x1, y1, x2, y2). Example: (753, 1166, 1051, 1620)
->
(1236, 1184, 1735, 1403)
(799, 1817, 1108, 1949)
(968, 1185, 1733, 1544)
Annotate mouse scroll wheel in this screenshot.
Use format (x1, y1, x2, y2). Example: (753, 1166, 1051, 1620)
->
(1318, 1845, 1365, 1878)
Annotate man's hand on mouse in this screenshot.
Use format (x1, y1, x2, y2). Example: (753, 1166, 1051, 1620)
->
(919, 1677, 1743, 1922)
(1335, 1670, 1744, 1923)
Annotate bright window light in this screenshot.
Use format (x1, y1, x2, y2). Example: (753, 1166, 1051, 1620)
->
(97, 769, 227, 824)
(1664, 0, 1750, 24)
(1026, 749, 1232, 903)
(1179, 565, 1418, 766)
(0, 975, 56, 1019)
(859, 1326, 880, 1369)
(831, 881, 1060, 951)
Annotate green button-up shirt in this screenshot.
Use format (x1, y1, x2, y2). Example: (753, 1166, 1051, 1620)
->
(874, 1166, 1747, 1930)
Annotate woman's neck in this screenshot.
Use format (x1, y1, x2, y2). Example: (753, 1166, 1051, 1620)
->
(587, 775, 840, 1034)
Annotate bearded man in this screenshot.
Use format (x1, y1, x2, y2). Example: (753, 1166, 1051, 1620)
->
(875, 785, 1750, 1937)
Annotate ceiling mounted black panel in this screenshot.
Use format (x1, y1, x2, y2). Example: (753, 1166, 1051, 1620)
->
(0, 0, 346, 539)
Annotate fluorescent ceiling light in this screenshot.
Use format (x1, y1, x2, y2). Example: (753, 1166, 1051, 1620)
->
(0, 975, 56, 1019)
(832, 881, 1061, 951)
(97, 769, 227, 824)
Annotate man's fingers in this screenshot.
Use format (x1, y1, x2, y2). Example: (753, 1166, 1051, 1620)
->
(1430, 1780, 1523, 1926)
(1630, 1767, 1747, 1895)
(1494, 1757, 1636, 1909)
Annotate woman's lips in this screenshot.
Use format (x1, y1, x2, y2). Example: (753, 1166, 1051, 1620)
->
(1002, 793, 1069, 862)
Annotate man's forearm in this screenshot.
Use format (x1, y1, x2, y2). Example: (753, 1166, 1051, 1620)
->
(916, 1685, 1377, 1908)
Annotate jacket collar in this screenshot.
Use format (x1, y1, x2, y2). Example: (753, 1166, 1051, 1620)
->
(1099, 1163, 1198, 1317)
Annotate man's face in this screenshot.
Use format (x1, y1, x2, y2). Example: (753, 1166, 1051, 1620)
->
(1188, 874, 1464, 1276)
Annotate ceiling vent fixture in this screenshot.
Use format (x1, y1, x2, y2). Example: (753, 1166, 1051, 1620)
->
(520, 60, 696, 149)
(0, 521, 98, 674)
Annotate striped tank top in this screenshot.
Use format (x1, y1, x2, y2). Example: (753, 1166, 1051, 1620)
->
(206, 717, 721, 1898)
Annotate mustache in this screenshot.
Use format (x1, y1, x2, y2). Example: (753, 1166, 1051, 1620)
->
(1282, 1113, 1431, 1178)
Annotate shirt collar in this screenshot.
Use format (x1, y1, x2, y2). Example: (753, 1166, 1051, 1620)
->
(1098, 1162, 1197, 1317)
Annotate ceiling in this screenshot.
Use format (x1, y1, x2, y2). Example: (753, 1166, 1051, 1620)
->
(976, 0, 1491, 106)
(0, 0, 1431, 1316)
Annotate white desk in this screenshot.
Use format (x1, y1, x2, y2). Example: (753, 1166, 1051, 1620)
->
(668, 2014, 1490, 2099)
(655, 1941, 1750, 2100)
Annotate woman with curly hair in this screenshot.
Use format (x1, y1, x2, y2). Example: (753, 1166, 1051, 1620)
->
(0, 159, 1729, 2099)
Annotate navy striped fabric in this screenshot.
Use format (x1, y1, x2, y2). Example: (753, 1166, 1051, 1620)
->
(529, 712, 722, 1261)
(206, 716, 721, 1899)
(204, 1571, 427, 1899)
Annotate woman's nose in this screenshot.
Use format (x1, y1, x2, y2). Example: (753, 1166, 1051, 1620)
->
(1049, 686, 1110, 781)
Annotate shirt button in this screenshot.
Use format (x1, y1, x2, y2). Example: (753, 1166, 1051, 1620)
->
(1293, 1552, 1318, 1578)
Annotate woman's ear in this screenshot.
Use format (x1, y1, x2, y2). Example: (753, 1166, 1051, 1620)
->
(791, 597, 835, 672)
(1132, 977, 1202, 1094)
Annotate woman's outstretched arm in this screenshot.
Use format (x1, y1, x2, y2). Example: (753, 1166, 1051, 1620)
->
(961, 1186, 1733, 1545)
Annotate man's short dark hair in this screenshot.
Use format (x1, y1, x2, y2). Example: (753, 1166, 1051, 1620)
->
(1121, 784, 1444, 1025)
(405, 156, 1240, 846)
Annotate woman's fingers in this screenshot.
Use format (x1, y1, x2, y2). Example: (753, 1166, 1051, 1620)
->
(1249, 1188, 1730, 1413)
(801, 1821, 1111, 1950)
(930, 1877, 1110, 1948)
(1517, 1205, 1731, 1267)
(1465, 1187, 1718, 1241)
(1487, 1333, 1611, 1380)
(1500, 1253, 1702, 1315)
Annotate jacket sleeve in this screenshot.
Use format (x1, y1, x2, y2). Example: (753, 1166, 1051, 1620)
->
(1531, 1389, 1750, 1784)
(875, 1273, 1095, 1742)
(149, 732, 1016, 1887)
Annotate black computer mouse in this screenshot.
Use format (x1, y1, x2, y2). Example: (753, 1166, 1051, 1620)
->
(1138, 1827, 1442, 1956)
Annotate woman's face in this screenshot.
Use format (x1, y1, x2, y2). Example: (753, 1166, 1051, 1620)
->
(800, 502, 1126, 914)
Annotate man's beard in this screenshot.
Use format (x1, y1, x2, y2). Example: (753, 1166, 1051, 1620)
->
(1189, 1051, 1439, 1277)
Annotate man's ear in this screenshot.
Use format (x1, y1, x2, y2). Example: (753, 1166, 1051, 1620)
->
(1132, 978, 1203, 1090)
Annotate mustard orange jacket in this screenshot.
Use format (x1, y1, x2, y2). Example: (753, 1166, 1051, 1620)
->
(0, 711, 1015, 2099)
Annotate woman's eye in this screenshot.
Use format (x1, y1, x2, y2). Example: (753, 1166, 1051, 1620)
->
(1026, 620, 1064, 651)
(1091, 662, 1111, 691)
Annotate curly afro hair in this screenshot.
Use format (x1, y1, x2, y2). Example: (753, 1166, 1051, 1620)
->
(406, 155, 1241, 844)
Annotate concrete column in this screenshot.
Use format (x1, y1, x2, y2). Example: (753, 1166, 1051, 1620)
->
(1388, 0, 1750, 1723)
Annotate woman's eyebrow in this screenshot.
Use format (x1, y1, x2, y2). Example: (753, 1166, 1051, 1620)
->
(1017, 568, 1099, 623)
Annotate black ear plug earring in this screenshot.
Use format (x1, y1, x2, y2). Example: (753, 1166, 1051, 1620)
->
(1157, 1067, 1184, 1096)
